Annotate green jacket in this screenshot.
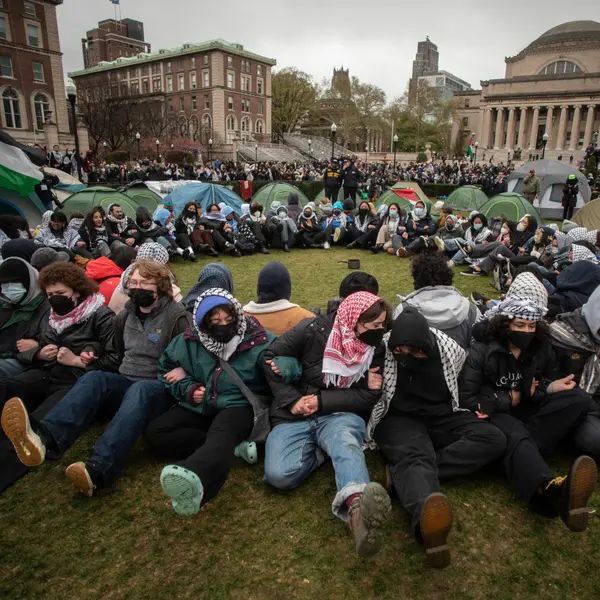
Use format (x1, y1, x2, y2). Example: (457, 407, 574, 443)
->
(158, 317, 277, 415)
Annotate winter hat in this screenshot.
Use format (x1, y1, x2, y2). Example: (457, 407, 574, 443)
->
(195, 295, 232, 326)
(562, 219, 578, 233)
(0, 256, 31, 285)
(137, 242, 169, 264)
(30, 247, 69, 271)
(0, 239, 38, 263)
(271, 200, 281, 212)
(333, 201, 344, 212)
(288, 192, 299, 206)
(339, 271, 379, 299)
(343, 198, 354, 211)
(196, 263, 234, 294)
(257, 262, 291, 303)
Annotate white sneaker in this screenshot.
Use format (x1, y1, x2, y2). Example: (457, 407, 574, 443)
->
(324, 242, 331, 249)
(433, 236, 446, 252)
(447, 260, 455, 268)
(176, 247, 184, 256)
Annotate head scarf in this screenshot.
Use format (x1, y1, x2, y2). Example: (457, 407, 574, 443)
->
(41, 210, 53, 229)
(568, 227, 588, 242)
(486, 272, 548, 322)
(572, 244, 598, 264)
(137, 242, 169, 264)
(322, 291, 380, 388)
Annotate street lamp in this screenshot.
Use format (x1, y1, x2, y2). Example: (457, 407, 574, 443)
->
(393, 134, 398, 171)
(541, 131, 549, 159)
(365, 143, 368, 166)
(308, 139, 312, 163)
(330, 123, 337, 161)
(102, 141, 107, 159)
(474, 141, 479, 164)
(208, 138, 213, 164)
(135, 132, 141, 160)
(65, 80, 81, 181)
(255, 143, 258, 163)
(155, 139, 160, 162)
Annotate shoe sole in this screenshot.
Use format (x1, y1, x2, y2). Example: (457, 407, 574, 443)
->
(65, 462, 94, 497)
(420, 493, 453, 569)
(235, 441, 258, 465)
(1, 397, 45, 467)
(356, 482, 392, 558)
(333, 229, 341, 243)
(563, 455, 597, 532)
(160, 465, 203, 517)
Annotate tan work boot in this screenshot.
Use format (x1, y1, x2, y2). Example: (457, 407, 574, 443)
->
(348, 482, 391, 558)
(420, 493, 453, 569)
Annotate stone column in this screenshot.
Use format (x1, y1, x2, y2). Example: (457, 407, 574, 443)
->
(517, 107, 527, 149)
(583, 105, 596, 147)
(505, 107, 516, 149)
(529, 106, 540, 149)
(569, 105, 582, 150)
(482, 108, 492, 148)
(555, 105, 569, 150)
(494, 108, 505, 149)
(546, 106, 555, 148)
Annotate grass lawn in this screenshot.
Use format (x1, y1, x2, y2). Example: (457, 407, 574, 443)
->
(2, 248, 600, 600)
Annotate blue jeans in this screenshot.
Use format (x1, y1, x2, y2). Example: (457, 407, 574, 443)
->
(263, 413, 370, 520)
(40, 371, 170, 484)
(0, 358, 27, 378)
(443, 237, 467, 252)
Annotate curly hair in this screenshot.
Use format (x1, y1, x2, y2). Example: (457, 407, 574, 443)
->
(39, 262, 98, 298)
(483, 315, 549, 344)
(130, 259, 173, 298)
(411, 252, 453, 290)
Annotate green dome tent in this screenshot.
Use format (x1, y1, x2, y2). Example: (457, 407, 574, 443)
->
(480, 192, 543, 225)
(252, 182, 309, 211)
(59, 187, 142, 219)
(118, 182, 161, 212)
(446, 186, 489, 212)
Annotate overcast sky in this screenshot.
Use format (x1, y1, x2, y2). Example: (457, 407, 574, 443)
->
(59, 0, 598, 101)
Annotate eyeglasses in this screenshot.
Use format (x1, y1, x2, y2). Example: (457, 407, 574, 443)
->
(129, 279, 156, 291)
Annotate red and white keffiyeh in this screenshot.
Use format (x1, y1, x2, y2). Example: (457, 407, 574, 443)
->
(322, 291, 380, 388)
(48, 292, 105, 335)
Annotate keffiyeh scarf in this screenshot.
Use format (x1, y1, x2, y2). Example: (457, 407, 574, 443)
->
(107, 213, 129, 234)
(48, 292, 105, 335)
(572, 244, 598, 264)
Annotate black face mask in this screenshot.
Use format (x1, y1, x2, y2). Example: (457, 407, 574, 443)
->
(358, 329, 384, 347)
(185, 210, 196, 218)
(128, 288, 157, 308)
(333, 210, 342, 217)
(359, 208, 369, 216)
(49, 294, 75, 316)
(509, 330, 535, 351)
(207, 322, 238, 343)
(394, 353, 428, 371)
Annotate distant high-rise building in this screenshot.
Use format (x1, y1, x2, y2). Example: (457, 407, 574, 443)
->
(409, 36, 439, 100)
(331, 67, 350, 97)
(417, 70, 471, 101)
(81, 18, 151, 69)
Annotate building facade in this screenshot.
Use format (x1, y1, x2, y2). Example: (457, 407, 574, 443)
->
(409, 37, 439, 100)
(0, 0, 79, 149)
(70, 39, 275, 147)
(451, 21, 600, 161)
(82, 18, 151, 69)
(417, 70, 471, 101)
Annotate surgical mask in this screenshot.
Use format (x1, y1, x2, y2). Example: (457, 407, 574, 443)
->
(501, 227, 509, 235)
(253, 211, 261, 218)
(473, 223, 483, 231)
(509, 330, 535, 351)
(128, 288, 156, 308)
(1, 282, 26, 304)
(48, 294, 75, 316)
(517, 222, 525, 232)
(414, 208, 425, 217)
(277, 211, 287, 219)
(207, 322, 238, 343)
(389, 210, 398, 217)
(357, 328, 384, 347)
(551, 246, 559, 256)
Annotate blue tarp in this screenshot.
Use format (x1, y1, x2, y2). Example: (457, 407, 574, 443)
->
(163, 183, 243, 217)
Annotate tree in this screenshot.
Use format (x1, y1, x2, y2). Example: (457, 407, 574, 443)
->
(272, 67, 318, 141)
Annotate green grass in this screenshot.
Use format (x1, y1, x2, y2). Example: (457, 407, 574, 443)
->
(2, 248, 600, 600)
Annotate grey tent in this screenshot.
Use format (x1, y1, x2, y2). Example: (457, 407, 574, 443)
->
(506, 160, 590, 220)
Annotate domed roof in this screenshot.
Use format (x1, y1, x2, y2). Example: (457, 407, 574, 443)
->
(527, 20, 600, 52)
(539, 20, 600, 39)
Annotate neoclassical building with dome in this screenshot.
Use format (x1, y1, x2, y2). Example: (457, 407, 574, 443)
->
(451, 20, 600, 161)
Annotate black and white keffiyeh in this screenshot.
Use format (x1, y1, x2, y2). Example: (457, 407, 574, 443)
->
(365, 328, 467, 448)
(485, 272, 548, 322)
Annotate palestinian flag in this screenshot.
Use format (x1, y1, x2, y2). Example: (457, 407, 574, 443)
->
(0, 129, 44, 197)
(466, 134, 474, 159)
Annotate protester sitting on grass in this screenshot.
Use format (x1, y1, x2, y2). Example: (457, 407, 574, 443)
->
(145, 289, 277, 517)
(105, 203, 139, 249)
(135, 206, 183, 258)
(394, 200, 437, 257)
(459, 277, 597, 533)
(371, 203, 406, 254)
(263, 291, 392, 557)
(77, 207, 117, 259)
(443, 212, 494, 266)
(347, 201, 379, 250)
(296, 203, 324, 249)
(1, 260, 190, 496)
(264, 204, 297, 253)
(241, 201, 269, 255)
(322, 201, 352, 249)
(35, 211, 82, 257)
(199, 203, 241, 256)
(546, 261, 600, 319)
(243, 262, 314, 336)
(365, 307, 506, 569)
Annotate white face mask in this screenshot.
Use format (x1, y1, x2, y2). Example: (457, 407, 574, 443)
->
(551, 246, 559, 256)
(414, 208, 425, 217)
(1, 282, 27, 304)
(253, 211, 261, 218)
(277, 211, 287, 219)
(501, 227, 509, 235)
(517, 222, 525, 232)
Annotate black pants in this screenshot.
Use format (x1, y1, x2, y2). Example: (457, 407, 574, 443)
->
(374, 408, 506, 533)
(351, 228, 378, 249)
(145, 405, 254, 505)
(343, 187, 357, 207)
(325, 224, 348, 245)
(246, 221, 266, 245)
(490, 390, 591, 506)
(297, 229, 326, 247)
(211, 229, 234, 251)
(563, 204, 575, 221)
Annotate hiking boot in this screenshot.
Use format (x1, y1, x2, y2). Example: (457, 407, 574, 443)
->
(419, 493, 453, 569)
(347, 482, 391, 558)
(1, 397, 46, 467)
(370, 244, 383, 254)
(397, 248, 411, 258)
(433, 236, 446, 252)
(234, 441, 258, 465)
(65, 461, 104, 497)
(333, 227, 342, 243)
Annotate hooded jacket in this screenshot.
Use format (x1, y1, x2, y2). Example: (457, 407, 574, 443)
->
(85, 257, 124, 306)
(286, 193, 301, 222)
(182, 263, 234, 313)
(548, 261, 600, 317)
(509, 216, 537, 253)
(437, 215, 463, 240)
(0, 258, 50, 360)
(135, 207, 170, 241)
(405, 204, 436, 241)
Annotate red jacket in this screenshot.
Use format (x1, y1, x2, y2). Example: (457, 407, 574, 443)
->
(85, 257, 123, 306)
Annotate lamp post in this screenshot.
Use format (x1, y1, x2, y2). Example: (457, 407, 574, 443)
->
(135, 132, 141, 160)
(365, 144, 368, 166)
(102, 141, 107, 160)
(330, 123, 337, 161)
(65, 81, 81, 181)
(541, 131, 549, 160)
(308, 139, 312, 163)
(155, 139, 160, 162)
(474, 141, 478, 164)
(255, 143, 258, 163)
(208, 138, 213, 164)
(393, 134, 398, 171)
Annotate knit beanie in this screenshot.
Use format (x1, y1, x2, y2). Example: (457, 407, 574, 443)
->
(339, 271, 379, 299)
(195, 295, 231, 326)
(30, 247, 69, 271)
(257, 262, 291, 303)
(343, 198, 354, 211)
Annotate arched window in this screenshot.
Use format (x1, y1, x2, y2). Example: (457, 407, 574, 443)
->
(2, 89, 21, 128)
(190, 115, 199, 140)
(178, 116, 188, 137)
(240, 116, 251, 137)
(539, 61, 582, 76)
(226, 115, 236, 131)
(255, 119, 264, 134)
(34, 93, 50, 130)
(202, 113, 212, 132)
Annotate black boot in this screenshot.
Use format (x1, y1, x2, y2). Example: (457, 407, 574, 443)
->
(283, 243, 290, 253)
(371, 244, 383, 254)
(259, 243, 270, 255)
(206, 247, 218, 257)
(346, 241, 357, 249)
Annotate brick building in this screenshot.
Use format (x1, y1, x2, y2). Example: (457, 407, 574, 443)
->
(70, 38, 275, 151)
(0, 0, 79, 149)
(82, 18, 150, 69)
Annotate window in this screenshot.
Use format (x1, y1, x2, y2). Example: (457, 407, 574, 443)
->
(190, 72, 196, 89)
(153, 76, 161, 92)
(191, 56, 196, 69)
(166, 61, 172, 73)
(190, 114, 199, 140)
(202, 113, 211, 131)
(179, 97, 184, 111)
(3, 88, 21, 128)
(32, 61, 44, 82)
(257, 79, 263, 95)
(204, 94, 209, 109)
(227, 56, 233, 68)
(191, 95, 197, 110)
(203, 55, 208, 66)
(0, 56, 13, 78)
(131, 80, 139, 94)
(0, 16, 8, 41)
(151, 63, 160, 75)
(178, 59, 184, 70)
(166, 74, 172, 92)
(462, 117, 469, 127)
(257, 65, 263, 77)
(120, 82, 128, 96)
(178, 73, 184, 91)
(227, 72, 234, 89)
(226, 114, 236, 131)
(203, 71, 209, 88)
(465, 99, 470, 108)
(141, 65, 149, 76)
(241, 116, 251, 136)
(255, 119, 264, 134)
(142, 79, 149, 94)
(540, 61, 582, 76)
(34, 93, 50, 130)
(27, 23, 40, 47)
(257, 100, 263, 115)
(228, 96, 234, 110)
(24, 2, 36, 17)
